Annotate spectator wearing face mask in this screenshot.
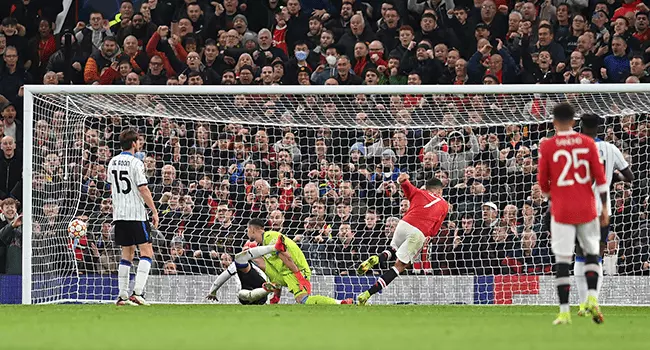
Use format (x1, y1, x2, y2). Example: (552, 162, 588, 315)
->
(284, 40, 320, 85)
(311, 45, 340, 84)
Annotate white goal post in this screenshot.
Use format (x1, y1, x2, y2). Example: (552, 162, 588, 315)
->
(22, 84, 650, 305)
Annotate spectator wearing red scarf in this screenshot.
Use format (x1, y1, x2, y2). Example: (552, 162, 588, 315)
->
(353, 41, 373, 77)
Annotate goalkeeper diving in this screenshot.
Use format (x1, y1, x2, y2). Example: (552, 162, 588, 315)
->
(206, 240, 283, 305)
(244, 218, 354, 305)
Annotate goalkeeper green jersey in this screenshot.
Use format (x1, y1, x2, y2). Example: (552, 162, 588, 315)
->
(262, 230, 310, 276)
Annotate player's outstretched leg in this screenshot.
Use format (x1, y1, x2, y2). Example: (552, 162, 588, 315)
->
(357, 247, 396, 275)
(553, 256, 572, 325)
(235, 240, 283, 266)
(583, 254, 604, 324)
(299, 294, 354, 305)
(358, 265, 402, 305)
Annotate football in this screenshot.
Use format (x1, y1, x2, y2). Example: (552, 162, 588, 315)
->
(67, 219, 87, 238)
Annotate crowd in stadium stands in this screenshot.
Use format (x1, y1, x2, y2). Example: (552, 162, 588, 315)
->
(0, 0, 650, 278)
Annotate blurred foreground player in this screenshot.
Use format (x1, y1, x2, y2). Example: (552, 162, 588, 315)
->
(537, 103, 608, 325)
(207, 241, 282, 305)
(575, 113, 634, 316)
(356, 174, 448, 305)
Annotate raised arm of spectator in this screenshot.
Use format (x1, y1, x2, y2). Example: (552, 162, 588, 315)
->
(399, 46, 417, 75)
(466, 131, 479, 159)
(146, 30, 164, 59)
(146, 30, 180, 77)
(467, 51, 487, 84)
(98, 63, 120, 85)
(83, 56, 100, 84)
(424, 130, 441, 149)
(161, 41, 187, 77)
(520, 45, 536, 73)
(498, 45, 521, 83)
(173, 37, 189, 64)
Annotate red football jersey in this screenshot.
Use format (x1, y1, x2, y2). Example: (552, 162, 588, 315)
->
(537, 130, 608, 224)
(401, 180, 449, 237)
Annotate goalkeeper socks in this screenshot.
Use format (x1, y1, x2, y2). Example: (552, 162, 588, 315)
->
(555, 262, 571, 313)
(368, 266, 399, 296)
(133, 256, 152, 296)
(302, 295, 338, 305)
(584, 255, 600, 298)
(235, 245, 275, 266)
(378, 248, 396, 263)
(574, 260, 587, 304)
(118, 259, 131, 299)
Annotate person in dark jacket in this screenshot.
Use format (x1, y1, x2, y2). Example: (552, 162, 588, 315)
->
(0, 46, 32, 107)
(0, 102, 23, 147)
(337, 14, 377, 57)
(0, 136, 23, 199)
(0, 135, 20, 200)
(414, 13, 461, 53)
(0, 198, 22, 275)
(46, 32, 86, 85)
(141, 54, 169, 85)
(399, 41, 444, 84)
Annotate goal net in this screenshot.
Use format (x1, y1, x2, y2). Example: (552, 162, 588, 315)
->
(22, 84, 650, 305)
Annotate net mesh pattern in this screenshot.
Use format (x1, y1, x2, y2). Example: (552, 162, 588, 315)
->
(27, 89, 650, 304)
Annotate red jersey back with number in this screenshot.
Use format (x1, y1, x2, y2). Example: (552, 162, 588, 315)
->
(537, 130, 607, 224)
(401, 180, 449, 237)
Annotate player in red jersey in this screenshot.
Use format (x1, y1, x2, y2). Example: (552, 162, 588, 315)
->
(356, 174, 449, 305)
(537, 103, 608, 325)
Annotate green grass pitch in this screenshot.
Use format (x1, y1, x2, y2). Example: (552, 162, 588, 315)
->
(1, 305, 648, 350)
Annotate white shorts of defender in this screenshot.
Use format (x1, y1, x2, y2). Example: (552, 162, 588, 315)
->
(550, 216, 600, 257)
(390, 220, 426, 264)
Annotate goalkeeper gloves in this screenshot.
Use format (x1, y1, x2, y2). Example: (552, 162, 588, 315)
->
(294, 271, 311, 294)
(269, 289, 282, 304)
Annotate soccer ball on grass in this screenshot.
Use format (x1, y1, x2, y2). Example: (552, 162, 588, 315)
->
(67, 219, 87, 238)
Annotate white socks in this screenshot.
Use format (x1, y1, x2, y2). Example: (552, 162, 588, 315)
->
(235, 245, 276, 265)
(133, 257, 152, 296)
(118, 259, 131, 299)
